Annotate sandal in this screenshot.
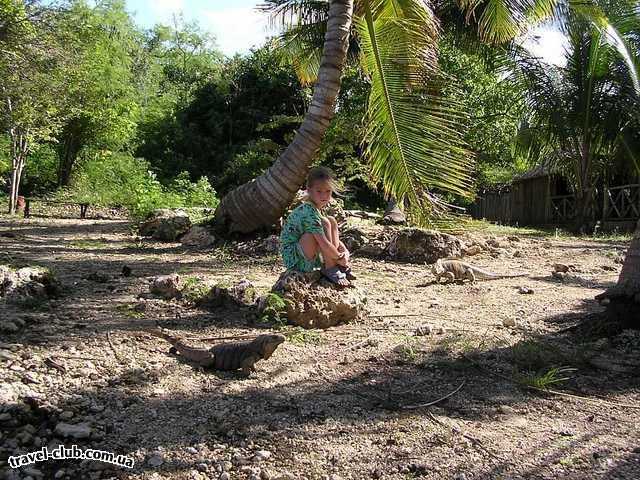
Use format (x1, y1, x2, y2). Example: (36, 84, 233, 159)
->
(321, 266, 350, 286)
(339, 265, 357, 281)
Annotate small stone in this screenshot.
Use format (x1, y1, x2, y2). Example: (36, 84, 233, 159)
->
(54, 470, 65, 479)
(54, 422, 91, 439)
(498, 405, 515, 415)
(222, 461, 233, 472)
(232, 453, 250, 465)
(415, 324, 433, 336)
(552, 271, 567, 280)
(553, 263, 570, 273)
(0, 321, 19, 333)
(261, 469, 273, 480)
(275, 473, 295, 480)
(197, 462, 208, 472)
(186, 446, 198, 454)
(147, 453, 165, 467)
(219, 473, 231, 480)
(502, 318, 517, 327)
(16, 431, 33, 445)
(518, 286, 534, 294)
(252, 450, 271, 462)
(454, 474, 467, 480)
(150, 274, 181, 299)
(0, 412, 12, 422)
(59, 411, 74, 420)
(23, 467, 43, 477)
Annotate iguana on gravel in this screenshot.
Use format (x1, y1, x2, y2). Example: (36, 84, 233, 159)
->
(432, 259, 527, 284)
(143, 327, 285, 375)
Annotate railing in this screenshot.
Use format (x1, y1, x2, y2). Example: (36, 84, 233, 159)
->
(549, 194, 575, 222)
(604, 184, 640, 220)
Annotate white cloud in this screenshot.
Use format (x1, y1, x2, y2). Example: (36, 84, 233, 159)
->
(522, 26, 568, 66)
(202, 7, 274, 56)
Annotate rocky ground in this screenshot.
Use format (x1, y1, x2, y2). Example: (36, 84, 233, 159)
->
(0, 214, 639, 480)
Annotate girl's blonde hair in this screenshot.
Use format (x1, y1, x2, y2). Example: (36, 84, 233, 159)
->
(306, 166, 343, 195)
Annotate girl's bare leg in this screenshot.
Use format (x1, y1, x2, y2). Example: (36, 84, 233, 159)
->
(299, 231, 340, 269)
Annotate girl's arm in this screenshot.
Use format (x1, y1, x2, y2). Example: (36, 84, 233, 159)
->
(312, 232, 344, 261)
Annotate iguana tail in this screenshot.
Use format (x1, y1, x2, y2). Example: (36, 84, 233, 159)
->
(471, 267, 528, 279)
(142, 327, 215, 366)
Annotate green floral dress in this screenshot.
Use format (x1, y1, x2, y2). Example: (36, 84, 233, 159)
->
(280, 202, 325, 272)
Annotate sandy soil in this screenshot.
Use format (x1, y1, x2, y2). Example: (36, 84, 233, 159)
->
(0, 215, 639, 480)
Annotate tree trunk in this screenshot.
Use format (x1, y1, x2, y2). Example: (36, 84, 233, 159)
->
(57, 121, 82, 187)
(212, 0, 354, 234)
(596, 219, 640, 324)
(8, 129, 27, 215)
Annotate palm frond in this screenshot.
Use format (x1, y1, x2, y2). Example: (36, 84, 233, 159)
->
(567, 0, 640, 94)
(356, 0, 473, 225)
(259, 1, 329, 84)
(457, 0, 558, 44)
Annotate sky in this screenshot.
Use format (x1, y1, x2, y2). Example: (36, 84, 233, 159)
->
(125, 0, 568, 65)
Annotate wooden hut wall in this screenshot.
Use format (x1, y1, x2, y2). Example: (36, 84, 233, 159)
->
(469, 192, 511, 222)
(511, 176, 549, 225)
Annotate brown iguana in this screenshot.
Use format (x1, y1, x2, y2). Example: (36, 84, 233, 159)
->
(143, 328, 285, 375)
(432, 259, 527, 284)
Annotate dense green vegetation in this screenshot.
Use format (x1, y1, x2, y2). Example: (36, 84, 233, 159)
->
(1, 0, 638, 225)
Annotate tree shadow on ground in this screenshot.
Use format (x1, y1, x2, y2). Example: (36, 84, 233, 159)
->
(2, 217, 639, 479)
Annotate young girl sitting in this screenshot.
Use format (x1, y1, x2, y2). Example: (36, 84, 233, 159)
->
(280, 167, 355, 286)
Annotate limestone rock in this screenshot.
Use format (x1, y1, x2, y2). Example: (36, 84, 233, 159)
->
(1, 265, 59, 302)
(463, 245, 483, 256)
(139, 209, 192, 241)
(272, 270, 367, 329)
(387, 229, 463, 264)
(233, 235, 281, 256)
(180, 225, 217, 248)
(150, 275, 181, 299)
(341, 227, 369, 253)
(54, 422, 91, 439)
(199, 279, 258, 309)
(380, 199, 406, 225)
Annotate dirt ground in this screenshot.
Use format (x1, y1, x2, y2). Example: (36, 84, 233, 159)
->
(1, 214, 639, 480)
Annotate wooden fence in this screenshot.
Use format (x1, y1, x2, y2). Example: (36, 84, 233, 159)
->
(471, 183, 640, 226)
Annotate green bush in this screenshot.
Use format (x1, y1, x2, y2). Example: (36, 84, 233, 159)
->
(59, 152, 219, 218)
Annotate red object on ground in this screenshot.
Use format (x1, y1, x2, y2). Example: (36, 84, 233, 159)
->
(16, 196, 25, 212)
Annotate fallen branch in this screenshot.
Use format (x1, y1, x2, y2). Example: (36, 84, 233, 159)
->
(427, 412, 504, 461)
(107, 331, 126, 365)
(401, 381, 466, 409)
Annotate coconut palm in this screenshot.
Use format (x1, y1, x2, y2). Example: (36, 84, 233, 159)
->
(212, 0, 638, 234)
(513, 1, 640, 233)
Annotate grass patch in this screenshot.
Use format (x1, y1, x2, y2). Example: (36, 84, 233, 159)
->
(517, 366, 576, 389)
(116, 304, 145, 319)
(431, 332, 484, 356)
(282, 327, 323, 346)
(180, 276, 212, 303)
(257, 293, 288, 327)
(69, 239, 108, 249)
(468, 220, 633, 242)
(394, 335, 423, 362)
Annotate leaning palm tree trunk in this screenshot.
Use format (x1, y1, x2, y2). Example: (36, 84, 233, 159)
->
(597, 220, 640, 323)
(212, 0, 354, 234)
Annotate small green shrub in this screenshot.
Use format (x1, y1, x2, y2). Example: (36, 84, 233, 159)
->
(258, 292, 288, 326)
(181, 276, 212, 303)
(58, 152, 219, 218)
(517, 366, 576, 389)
